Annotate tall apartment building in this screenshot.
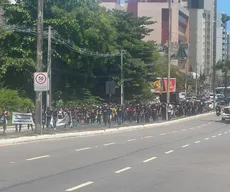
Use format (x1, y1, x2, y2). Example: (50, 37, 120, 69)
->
(216, 12, 228, 62)
(138, 0, 189, 46)
(188, 0, 215, 81)
(101, 0, 189, 70)
(101, 0, 189, 44)
(227, 32, 230, 60)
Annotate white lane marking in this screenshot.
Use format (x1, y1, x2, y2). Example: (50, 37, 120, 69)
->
(76, 147, 91, 152)
(190, 127, 194, 130)
(197, 126, 201, 128)
(104, 142, 115, 146)
(224, 132, 228, 134)
(160, 133, 167, 136)
(212, 136, 216, 138)
(145, 135, 153, 138)
(10, 162, 15, 164)
(195, 141, 200, 144)
(127, 139, 136, 142)
(208, 122, 212, 125)
(218, 133, 222, 136)
(182, 144, 190, 148)
(181, 129, 186, 131)
(26, 155, 50, 161)
(143, 157, 157, 163)
(95, 146, 99, 148)
(165, 150, 174, 154)
(115, 167, 131, 174)
(205, 138, 210, 140)
(65, 181, 94, 191)
(172, 131, 177, 134)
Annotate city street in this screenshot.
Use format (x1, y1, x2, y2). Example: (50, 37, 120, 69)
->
(0, 113, 230, 192)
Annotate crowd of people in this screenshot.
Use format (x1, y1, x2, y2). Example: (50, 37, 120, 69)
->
(42, 100, 213, 129)
(0, 99, 213, 133)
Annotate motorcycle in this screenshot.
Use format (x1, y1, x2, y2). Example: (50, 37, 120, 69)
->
(216, 109, 221, 116)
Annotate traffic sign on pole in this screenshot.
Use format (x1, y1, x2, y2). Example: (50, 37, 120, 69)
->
(106, 81, 115, 95)
(34, 72, 48, 91)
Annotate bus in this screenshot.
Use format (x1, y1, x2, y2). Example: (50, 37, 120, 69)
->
(215, 87, 230, 96)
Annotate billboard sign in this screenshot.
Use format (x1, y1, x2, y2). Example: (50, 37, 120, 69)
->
(149, 78, 176, 93)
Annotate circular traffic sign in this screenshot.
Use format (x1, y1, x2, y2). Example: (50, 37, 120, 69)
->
(35, 73, 47, 85)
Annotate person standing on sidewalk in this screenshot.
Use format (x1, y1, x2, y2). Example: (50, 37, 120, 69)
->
(15, 123, 22, 132)
(1, 109, 10, 133)
(27, 109, 34, 131)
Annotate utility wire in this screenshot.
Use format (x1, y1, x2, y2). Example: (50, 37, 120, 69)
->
(0, 24, 121, 57)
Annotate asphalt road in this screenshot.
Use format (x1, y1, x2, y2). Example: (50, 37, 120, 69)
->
(0, 113, 230, 192)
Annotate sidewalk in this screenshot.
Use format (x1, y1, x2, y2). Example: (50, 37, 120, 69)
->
(0, 112, 214, 145)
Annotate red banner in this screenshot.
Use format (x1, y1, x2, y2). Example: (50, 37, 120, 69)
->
(149, 78, 176, 93)
(163, 78, 176, 92)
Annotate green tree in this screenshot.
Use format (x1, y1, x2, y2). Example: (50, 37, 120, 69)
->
(0, 0, 9, 6)
(109, 10, 158, 101)
(0, 0, 118, 101)
(0, 0, 159, 103)
(0, 88, 34, 111)
(153, 55, 189, 92)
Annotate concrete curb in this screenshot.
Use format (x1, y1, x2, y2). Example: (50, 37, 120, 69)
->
(0, 112, 214, 145)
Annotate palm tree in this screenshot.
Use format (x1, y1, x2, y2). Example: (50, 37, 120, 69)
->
(215, 60, 230, 98)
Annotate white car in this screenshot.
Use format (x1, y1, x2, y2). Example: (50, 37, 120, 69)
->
(221, 106, 230, 121)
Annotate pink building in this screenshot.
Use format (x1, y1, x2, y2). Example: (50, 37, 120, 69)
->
(127, 0, 189, 45)
(101, 0, 189, 46)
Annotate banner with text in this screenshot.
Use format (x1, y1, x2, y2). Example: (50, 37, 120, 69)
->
(12, 112, 34, 125)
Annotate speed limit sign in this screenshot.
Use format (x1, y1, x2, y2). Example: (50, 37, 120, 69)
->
(34, 72, 48, 91)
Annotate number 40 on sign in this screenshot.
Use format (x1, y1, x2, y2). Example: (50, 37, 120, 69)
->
(34, 72, 48, 91)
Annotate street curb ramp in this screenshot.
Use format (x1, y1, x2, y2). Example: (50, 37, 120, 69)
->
(0, 112, 214, 145)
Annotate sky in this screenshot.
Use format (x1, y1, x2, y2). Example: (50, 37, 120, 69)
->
(217, 0, 230, 30)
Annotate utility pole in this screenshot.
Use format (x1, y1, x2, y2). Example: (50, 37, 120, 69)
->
(195, 63, 198, 96)
(121, 50, 124, 105)
(46, 26, 52, 110)
(35, 0, 44, 134)
(184, 61, 188, 95)
(212, 0, 217, 109)
(166, 0, 172, 121)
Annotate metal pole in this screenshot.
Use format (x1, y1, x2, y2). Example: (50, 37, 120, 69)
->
(121, 50, 124, 105)
(166, 0, 172, 121)
(195, 63, 198, 96)
(46, 26, 52, 109)
(213, 0, 217, 108)
(185, 63, 188, 95)
(35, 0, 44, 134)
(109, 94, 111, 128)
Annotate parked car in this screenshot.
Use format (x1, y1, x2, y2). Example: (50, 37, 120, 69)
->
(221, 106, 230, 121)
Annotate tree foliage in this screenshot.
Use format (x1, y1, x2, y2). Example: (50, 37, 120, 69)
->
(0, 0, 9, 6)
(153, 56, 195, 92)
(0, 0, 185, 104)
(0, 88, 34, 111)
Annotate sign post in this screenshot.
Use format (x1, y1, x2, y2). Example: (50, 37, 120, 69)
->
(106, 81, 115, 128)
(34, 72, 48, 91)
(34, 72, 48, 135)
